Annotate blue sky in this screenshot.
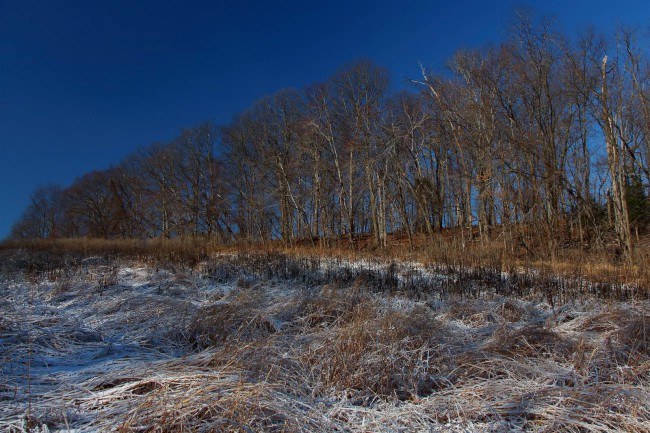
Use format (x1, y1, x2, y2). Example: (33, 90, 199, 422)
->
(1, 0, 648, 239)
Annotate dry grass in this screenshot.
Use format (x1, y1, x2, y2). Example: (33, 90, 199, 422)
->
(2, 249, 650, 432)
(302, 300, 443, 400)
(187, 290, 278, 348)
(3, 231, 650, 292)
(487, 324, 576, 359)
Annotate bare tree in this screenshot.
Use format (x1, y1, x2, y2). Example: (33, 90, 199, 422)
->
(10, 185, 63, 239)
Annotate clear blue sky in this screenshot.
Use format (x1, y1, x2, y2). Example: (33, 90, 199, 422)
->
(1, 0, 648, 239)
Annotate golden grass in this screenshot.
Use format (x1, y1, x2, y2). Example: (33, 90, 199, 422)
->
(3, 230, 650, 290)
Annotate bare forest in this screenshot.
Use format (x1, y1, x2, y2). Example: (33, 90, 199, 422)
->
(8, 16, 650, 265)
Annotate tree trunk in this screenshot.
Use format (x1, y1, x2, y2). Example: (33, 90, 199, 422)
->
(601, 56, 632, 260)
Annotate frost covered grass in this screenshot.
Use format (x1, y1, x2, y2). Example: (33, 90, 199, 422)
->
(1, 249, 649, 432)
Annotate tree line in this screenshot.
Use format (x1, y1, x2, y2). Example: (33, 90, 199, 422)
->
(10, 13, 650, 259)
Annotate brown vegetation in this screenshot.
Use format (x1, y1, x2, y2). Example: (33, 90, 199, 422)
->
(2, 249, 650, 431)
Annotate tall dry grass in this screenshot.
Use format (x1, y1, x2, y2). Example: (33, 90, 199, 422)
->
(4, 229, 649, 293)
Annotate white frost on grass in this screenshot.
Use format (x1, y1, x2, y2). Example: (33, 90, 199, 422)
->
(0, 256, 648, 432)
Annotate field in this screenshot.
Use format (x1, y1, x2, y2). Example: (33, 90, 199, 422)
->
(1, 249, 649, 432)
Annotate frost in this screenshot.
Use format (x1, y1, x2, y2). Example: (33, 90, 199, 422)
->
(1, 254, 649, 432)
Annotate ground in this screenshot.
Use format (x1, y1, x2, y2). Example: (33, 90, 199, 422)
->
(1, 252, 649, 432)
